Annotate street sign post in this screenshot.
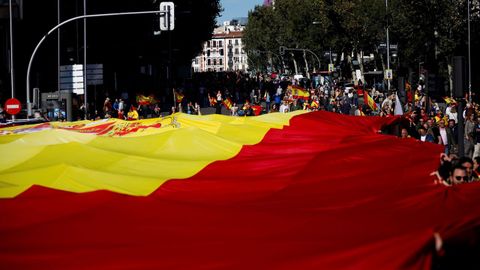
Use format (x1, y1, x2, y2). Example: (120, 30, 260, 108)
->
(385, 69, 393, 80)
(328, 64, 335, 73)
(5, 98, 22, 115)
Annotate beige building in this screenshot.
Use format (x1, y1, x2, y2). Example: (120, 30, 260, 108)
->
(192, 20, 249, 73)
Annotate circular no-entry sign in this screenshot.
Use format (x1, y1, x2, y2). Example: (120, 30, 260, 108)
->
(5, 98, 22, 115)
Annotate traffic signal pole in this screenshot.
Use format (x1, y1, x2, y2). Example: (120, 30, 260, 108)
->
(25, 10, 166, 117)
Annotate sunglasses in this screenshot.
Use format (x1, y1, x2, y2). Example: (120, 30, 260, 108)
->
(455, 176, 469, 181)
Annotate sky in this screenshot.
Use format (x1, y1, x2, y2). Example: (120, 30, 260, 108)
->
(217, 0, 265, 23)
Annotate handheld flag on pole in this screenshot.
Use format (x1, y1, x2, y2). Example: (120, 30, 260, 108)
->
(175, 92, 185, 103)
(443, 97, 457, 105)
(209, 97, 217, 106)
(288, 85, 310, 100)
(223, 98, 233, 110)
(364, 91, 378, 111)
(136, 95, 157, 105)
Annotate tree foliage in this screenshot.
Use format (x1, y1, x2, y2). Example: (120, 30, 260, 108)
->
(244, 0, 479, 85)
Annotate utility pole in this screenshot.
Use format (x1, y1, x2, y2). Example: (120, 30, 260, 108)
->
(8, 0, 15, 99)
(58, 0, 61, 98)
(385, 0, 391, 93)
(467, 0, 472, 102)
(83, 0, 88, 118)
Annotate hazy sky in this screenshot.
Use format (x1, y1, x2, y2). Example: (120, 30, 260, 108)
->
(217, 0, 264, 23)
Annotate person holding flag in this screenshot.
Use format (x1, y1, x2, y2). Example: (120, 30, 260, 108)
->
(215, 91, 223, 114)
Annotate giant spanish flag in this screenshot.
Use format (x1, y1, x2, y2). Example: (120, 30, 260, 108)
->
(1, 112, 480, 269)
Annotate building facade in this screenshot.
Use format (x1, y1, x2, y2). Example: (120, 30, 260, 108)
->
(192, 20, 249, 73)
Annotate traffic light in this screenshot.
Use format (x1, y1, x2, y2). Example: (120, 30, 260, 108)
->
(279, 46, 285, 56)
(159, 2, 175, 31)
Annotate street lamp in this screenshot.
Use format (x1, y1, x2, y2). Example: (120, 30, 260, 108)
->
(25, 10, 167, 117)
(467, 0, 472, 102)
(385, 0, 391, 93)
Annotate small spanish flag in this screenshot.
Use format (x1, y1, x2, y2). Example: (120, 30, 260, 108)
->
(223, 97, 233, 110)
(252, 105, 262, 116)
(443, 97, 457, 105)
(136, 95, 157, 105)
(209, 97, 217, 106)
(364, 92, 378, 111)
(311, 100, 319, 108)
(288, 85, 310, 100)
(175, 92, 185, 103)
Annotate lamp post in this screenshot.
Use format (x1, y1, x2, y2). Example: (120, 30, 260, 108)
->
(25, 10, 166, 117)
(385, 0, 391, 93)
(467, 0, 472, 102)
(8, 0, 15, 100)
(83, 0, 88, 118)
(58, 0, 61, 97)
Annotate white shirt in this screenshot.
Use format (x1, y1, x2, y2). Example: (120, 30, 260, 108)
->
(439, 128, 448, 145)
(447, 112, 458, 123)
(276, 87, 283, 96)
(279, 104, 289, 113)
(420, 135, 427, 142)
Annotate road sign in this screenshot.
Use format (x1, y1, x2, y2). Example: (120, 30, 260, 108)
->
(385, 69, 393, 80)
(86, 64, 104, 86)
(60, 64, 84, 94)
(159, 2, 175, 31)
(328, 64, 335, 73)
(5, 98, 22, 115)
(378, 43, 398, 50)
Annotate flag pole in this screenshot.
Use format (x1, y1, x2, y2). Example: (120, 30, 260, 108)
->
(173, 88, 177, 110)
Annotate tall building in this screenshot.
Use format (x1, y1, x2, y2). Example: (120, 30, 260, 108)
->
(263, 0, 275, 6)
(192, 19, 249, 73)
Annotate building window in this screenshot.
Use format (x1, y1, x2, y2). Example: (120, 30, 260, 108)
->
(229, 40, 232, 45)
(219, 59, 223, 65)
(207, 59, 211, 65)
(213, 41, 217, 47)
(213, 59, 217, 66)
(235, 48, 239, 55)
(207, 50, 210, 57)
(235, 39, 239, 46)
(219, 41, 223, 47)
(220, 49, 224, 56)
